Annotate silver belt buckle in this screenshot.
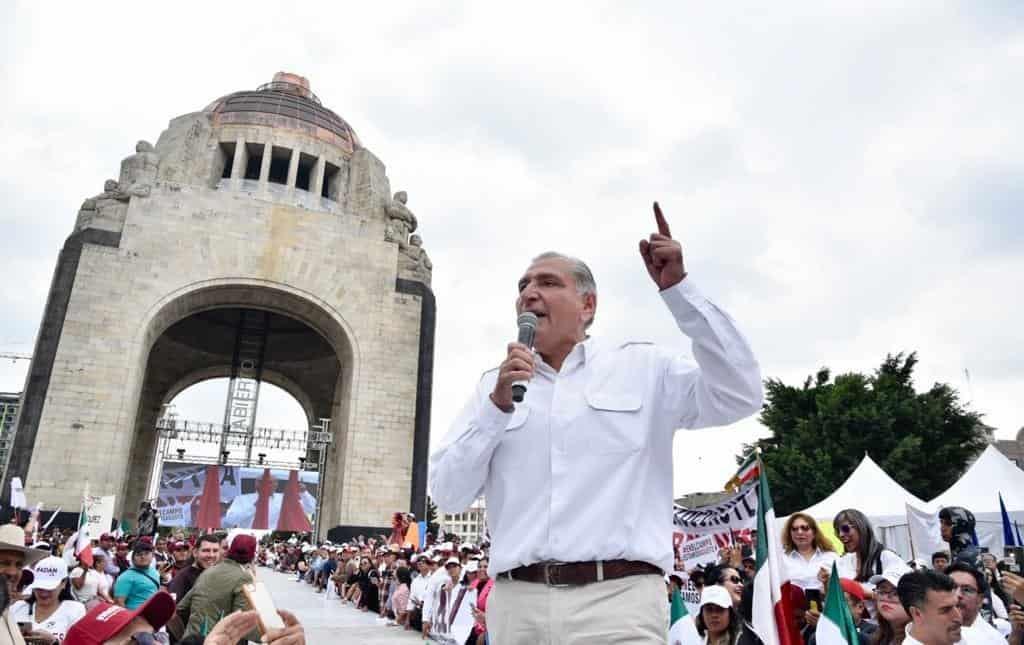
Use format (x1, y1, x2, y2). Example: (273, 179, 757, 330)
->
(543, 561, 570, 588)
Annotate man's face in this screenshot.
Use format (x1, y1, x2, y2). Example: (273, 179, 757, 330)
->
(133, 550, 153, 568)
(933, 556, 949, 571)
(516, 257, 596, 358)
(155, 539, 167, 552)
(195, 540, 221, 569)
(100, 537, 114, 550)
(173, 547, 190, 563)
(116, 545, 128, 558)
(911, 589, 962, 645)
(940, 519, 953, 542)
(0, 550, 25, 596)
(949, 571, 982, 626)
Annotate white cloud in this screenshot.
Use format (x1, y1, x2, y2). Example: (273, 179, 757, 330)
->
(1, 2, 1021, 499)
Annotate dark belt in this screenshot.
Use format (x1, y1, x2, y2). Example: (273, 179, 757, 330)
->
(497, 559, 662, 587)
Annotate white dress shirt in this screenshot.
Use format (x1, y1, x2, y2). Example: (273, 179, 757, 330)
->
(783, 548, 837, 591)
(836, 550, 907, 588)
(429, 279, 762, 576)
(408, 572, 430, 611)
(422, 567, 450, 624)
(962, 616, 1005, 645)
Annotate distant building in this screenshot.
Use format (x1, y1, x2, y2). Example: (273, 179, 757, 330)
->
(996, 428, 1024, 470)
(0, 393, 20, 481)
(440, 497, 487, 545)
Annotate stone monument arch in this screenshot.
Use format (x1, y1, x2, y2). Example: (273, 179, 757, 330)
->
(3, 73, 435, 538)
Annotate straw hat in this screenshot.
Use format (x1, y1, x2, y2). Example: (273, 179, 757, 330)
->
(0, 524, 48, 567)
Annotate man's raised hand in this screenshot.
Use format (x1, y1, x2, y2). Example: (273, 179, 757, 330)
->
(638, 202, 687, 290)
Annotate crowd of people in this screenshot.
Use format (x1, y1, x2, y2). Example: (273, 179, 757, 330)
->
(0, 522, 304, 645)
(1, 500, 1022, 644)
(675, 505, 1024, 645)
(261, 536, 492, 644)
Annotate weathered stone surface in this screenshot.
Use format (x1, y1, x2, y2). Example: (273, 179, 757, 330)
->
(7, 74, 434, 534)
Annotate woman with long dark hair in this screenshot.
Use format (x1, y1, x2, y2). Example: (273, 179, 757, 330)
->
(831, 509, 905, 591)
(865, 571, 910, 645)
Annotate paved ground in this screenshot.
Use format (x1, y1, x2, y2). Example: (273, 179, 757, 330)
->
(260, 568, 421, 644)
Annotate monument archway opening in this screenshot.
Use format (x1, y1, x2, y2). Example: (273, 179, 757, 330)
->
(121, 283, 356, 536)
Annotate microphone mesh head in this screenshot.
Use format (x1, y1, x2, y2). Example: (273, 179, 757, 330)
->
(517, 311, 539, 329)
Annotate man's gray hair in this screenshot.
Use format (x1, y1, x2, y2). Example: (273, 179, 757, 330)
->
(531, 251, 597, 328)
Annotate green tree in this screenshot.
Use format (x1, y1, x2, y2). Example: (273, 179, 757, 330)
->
(744, 353, 990, 515)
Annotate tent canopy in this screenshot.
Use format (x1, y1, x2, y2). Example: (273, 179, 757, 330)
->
(798, 454, 929, 526)
(929, 445, 1024, 512)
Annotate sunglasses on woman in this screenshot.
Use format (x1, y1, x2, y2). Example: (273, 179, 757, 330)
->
(724, 576, 743, 584)
(130, 633, 170, 644)
(838, 524, 854, 534)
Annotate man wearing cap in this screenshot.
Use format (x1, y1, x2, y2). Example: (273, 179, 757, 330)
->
(112, 540, 161, 611)
(0, 523, 48, 644)
(429, 207, 763, 641)
(177, 534, 259, 642)
(168, 534, 220, 603)
(406, 557, 432, 633)
(63, 590, 175, 645)
(421, 554, 451, 638)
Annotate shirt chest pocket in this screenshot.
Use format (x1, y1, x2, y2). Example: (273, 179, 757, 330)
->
(567, 387, 645, 455)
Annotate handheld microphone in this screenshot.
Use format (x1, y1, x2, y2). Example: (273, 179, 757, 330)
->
(511, 311, 538, 403)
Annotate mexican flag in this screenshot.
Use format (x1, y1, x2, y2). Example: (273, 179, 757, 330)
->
(668, 587, 701, 645)
(75, 502, 94, 568)
(815, 561, 860, 645)
(725, 451, 760, 491)
(750, 465, 799, 645)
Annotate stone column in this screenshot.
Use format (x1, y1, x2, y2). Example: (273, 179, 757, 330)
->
(286, 148, 300, 189)
(230, 136, 247, 182)
(259, 142, 272, 184)
(311, 156, 326, 197)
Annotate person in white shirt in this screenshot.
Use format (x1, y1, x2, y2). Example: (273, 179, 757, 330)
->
(897, 570, 963, 645)
(947, 563, 1006, 645)
(829, 508, 908, 598)
(430, 204, 763, 642)
(422, 555, 451, 638)
(68, 550, 113, 608)
(781, 513, 837, 592)
(9, 556, 87, 644)
(429, 558, 478, 645)
(407, 557, 432, 625)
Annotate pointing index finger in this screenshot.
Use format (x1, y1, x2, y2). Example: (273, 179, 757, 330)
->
(653, 201, 672, 238)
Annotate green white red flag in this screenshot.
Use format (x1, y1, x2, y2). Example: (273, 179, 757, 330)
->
(815, 561, 860, 645)
(751, 463, 800, 645)
(725, 451, 760, 491)
(75, 491, 94, 567)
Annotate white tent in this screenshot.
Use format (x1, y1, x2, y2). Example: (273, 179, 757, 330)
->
(796, 454, 930, 559)
(928, 444, 1024, 554)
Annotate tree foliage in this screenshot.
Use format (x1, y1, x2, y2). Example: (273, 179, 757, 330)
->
(743, 353, 990, 515)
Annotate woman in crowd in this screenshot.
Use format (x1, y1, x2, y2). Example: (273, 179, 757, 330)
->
(9, 556, 86, 644)
(389, 566, 411, 628)
(470, 556, 492, 645)
(866, 570, 911, 645)
(68, 551, 112, 608)
(695, 585, 763, 645)
(830, 509, 905, 593)
(781, 513, 837, 591)
(431, 558, 477, 645)
(703, 564, 745, 609)
(355, 557, 380, 613)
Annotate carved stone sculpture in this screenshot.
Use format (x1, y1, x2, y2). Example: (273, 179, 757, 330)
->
(399, 234, 433, 283)
(385, 190, 418, 246)
(119, 140, 159, 197)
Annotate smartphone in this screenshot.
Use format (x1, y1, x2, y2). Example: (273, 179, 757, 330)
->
(805, 589, 823, 606)
(242, 582, 286, 634)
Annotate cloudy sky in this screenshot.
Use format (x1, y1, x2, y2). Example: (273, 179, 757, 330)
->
(1, 2, 1022, 500)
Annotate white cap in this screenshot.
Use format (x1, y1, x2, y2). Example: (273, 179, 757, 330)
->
(27, 556, 68, 592)
(465, 560, 479, 573)
(869, 565, 913, 589)
(444, 557, 461, 567)
(441, 542, 454, 551)
(699, 585, 733, 610)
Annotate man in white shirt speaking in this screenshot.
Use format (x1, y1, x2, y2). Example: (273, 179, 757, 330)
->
(429, 204, 763, 643)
